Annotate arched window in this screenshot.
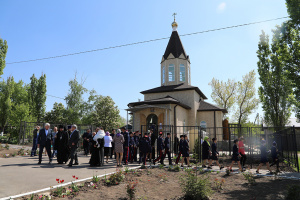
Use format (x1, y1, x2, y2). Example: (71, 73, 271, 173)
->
(168, 64, 175, 82)
(162, 66, 165, 84)
(180, 64, 185, 82)
(200, 121, 207, 130)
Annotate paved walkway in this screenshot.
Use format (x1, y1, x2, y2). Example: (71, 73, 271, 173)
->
(0, 154, 139, 199)
(1, 151, 300, 199)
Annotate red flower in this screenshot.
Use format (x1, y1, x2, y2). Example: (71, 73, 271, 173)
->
(60, 180, 64, 183)
(72, 175, 75, 178)
(76, 177, 78, 179)
(56, 179, 59, 182)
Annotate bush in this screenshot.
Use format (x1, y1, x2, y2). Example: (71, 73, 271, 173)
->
(242, 172, 256, 185)
(180, 171, 212, 200)
(103, 169, 125, 186)
(286, 185, 300, 200)
(168, 165, 180, 172)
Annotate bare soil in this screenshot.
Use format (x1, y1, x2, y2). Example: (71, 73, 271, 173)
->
(19, 167, 300, 200)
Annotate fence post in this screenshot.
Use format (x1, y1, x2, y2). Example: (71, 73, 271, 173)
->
(292, 126, 299, 173)
(199, 126, 202, 164)
(19, 121, 22, 145)
(229, 126, 232, 156)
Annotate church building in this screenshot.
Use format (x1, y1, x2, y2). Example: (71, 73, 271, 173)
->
(127, 18, 227, 138)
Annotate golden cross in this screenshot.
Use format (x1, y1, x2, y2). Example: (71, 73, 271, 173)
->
(172, 13, 177, 22)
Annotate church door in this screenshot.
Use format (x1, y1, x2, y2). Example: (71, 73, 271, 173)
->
(146, 114, 158, 130)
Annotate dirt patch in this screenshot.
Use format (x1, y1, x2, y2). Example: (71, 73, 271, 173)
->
(19, 166, 300, 200)
(0, 144, 30, 158)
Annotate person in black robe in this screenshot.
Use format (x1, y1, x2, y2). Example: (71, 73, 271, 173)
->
(82, 129, 91, 156)
(55, 125, 70, 164)
(89, 132, 100, 166)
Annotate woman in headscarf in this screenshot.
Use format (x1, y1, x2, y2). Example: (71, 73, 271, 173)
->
(112, 129, 124, 167)
(55, 125, 69, 164)
(104, 131, 112, 164)
(90, 128, 105, 166)
(202, 136, 211, 168)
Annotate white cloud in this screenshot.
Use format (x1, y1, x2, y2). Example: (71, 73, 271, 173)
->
(217, 2, 226, 13)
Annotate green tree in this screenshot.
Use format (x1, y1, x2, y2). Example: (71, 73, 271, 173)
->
(0, 37, 8, 77)
(209, 78, 237, 118)
(9, 79, 30, 125)
(257, 29, 293, 127)
(65, 74, 88, 124)
(44, 102, 68, 124)
(91, 95, 121, 131)
(0, 77, 14, 133)
(286, 0, 300, 25)
(36, 74, 47, 122)
(234, 70, 259, 125)
(28, 74, 38, 119)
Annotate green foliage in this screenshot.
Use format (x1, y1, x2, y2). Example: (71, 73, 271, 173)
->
(140, 164, 146, 169)
(193, 138, 200, 160)
(4, 143, 9, 150)
(209, 78, 237, 118)
(65, 73, 88, 124)
(0, 37, 8, 78)
(124, 167, 130, 174)
(242, 171, 256, 185)
(126, 181, 138, 200)
(52, 186, 64, 197)
(103, 170, 124, 185)
(257, 29, 293, 127)
(286, 0, 300, 25)
(91, 95, 121, 131)
(0, 77, 14, 132)
(180, 171, 212, 200)
(44, 102, 68, 124)
(234, 70, 259, 125)
(70, 182, 79, 193)
(285, 184, 300, 200)
(92, 175, 99, 183)
(158, 164, 164, 169)
(27, 73, 47, 122)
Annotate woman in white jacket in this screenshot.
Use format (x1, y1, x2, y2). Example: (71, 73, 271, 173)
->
(104, 131, 112, 163)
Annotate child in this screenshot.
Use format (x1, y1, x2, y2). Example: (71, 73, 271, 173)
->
(209, 138, 224, 170)
(153, 132, 165, 165)
(181, 134, 191, 167)
(164, 133, 172, 165)
(229, 139, 243, 172)
(270, 141, 280, 173)
(129, 132, 135, 163)
(256, 140, 273, 174)
(175, 135, 184, 164)
(238, 136, 246, 169)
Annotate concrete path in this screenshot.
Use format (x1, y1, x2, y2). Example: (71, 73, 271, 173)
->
(0, 153, 139, 199)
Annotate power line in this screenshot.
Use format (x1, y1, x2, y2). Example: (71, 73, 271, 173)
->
(7, 16, 289, 65)
(46, 94, 65, 100)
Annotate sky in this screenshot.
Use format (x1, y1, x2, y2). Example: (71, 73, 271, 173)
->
(0, 0, 291, 123)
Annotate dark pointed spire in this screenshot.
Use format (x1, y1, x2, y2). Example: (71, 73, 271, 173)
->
(163, 30, 187, 59)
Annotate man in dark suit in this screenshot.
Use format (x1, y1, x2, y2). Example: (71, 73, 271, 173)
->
(37, 123, 53, 164)
(68, 124, 80, 167)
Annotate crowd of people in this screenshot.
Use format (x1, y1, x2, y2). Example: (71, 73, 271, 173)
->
(31, 124, 280, 172)
(201, 135, 280, 173)
(30, 123, 192, 168)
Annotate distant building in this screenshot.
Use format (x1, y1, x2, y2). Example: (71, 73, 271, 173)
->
(127, 19, 227, 138)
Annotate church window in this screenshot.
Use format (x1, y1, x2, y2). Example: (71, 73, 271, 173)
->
(200, 121, 207, 131)
(168, 64, 175, 82)
(162, 66, 165, 84)
(180, 64, 185, 82)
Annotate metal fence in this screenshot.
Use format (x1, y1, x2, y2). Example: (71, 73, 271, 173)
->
(140, 124, 299, 172)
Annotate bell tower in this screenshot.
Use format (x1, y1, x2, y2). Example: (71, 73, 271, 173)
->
(161, 14, 191, 86)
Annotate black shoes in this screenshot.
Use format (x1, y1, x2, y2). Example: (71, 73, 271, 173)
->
(37, 161, 41, 165)
(74, 163, 79, 165)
